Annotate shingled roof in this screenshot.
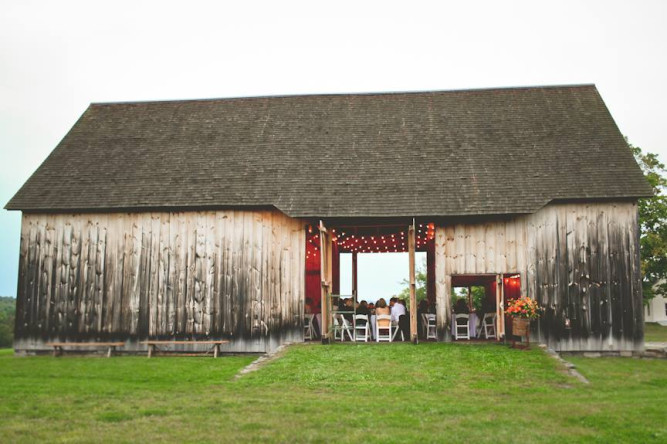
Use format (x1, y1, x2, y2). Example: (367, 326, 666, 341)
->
(6, 85, 652, 217)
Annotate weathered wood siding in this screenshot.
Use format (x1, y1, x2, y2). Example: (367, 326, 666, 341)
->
(435, 202, 643, 351)
(14, 210, 305, 352)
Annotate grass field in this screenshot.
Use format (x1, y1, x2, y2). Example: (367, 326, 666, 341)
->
(645, 322, 667, 342)
(0, 343, 665, 443)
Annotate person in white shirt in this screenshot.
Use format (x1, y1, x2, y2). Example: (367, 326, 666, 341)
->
(390, 297, 407, 340)
(390, 297, 406, 322)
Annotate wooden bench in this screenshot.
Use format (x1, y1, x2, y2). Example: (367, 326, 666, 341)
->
(141, 340, 229, 358)
(46, 342, 125, 358)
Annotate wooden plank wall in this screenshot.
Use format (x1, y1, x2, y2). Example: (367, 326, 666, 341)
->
(15, 210, 305, 347)
(435, 202, 643, 351)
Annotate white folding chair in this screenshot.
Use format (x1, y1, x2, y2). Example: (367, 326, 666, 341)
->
(339, 315, 354, 342)
(354, 314, 370, 342)
(304, 313, 314, 340)
(376, 314, 393, 342)
(425, 313, 437, 340)
(455, 314, 470, 340)
(481, 312, 497, 339)
(332, 315, 342, 341)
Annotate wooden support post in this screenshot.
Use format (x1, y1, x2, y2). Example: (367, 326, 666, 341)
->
(352, 252, 358, 300)
(147, 344, 153, 358)
(320, 221, 331, 344)
(496, 274, 505, 340)
(214, 344, 219, 358)
(409, 223, 418, 344)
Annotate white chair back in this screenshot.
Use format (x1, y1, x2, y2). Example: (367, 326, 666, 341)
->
(354, 314, 369, 342)
(304, 313, 314, 340)
(332, 315, 341, 340)
(339, 315, 354, 341)
(376, 314, 393, 342)
(482, 312, 497, 339)
(425, 313, 437, 340)
(455, 313, 470, 340)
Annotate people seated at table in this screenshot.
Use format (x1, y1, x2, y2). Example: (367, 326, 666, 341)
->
(354, 300, 370, 329)
(339, 298, 354, 322)
(453, 298, 472, 332)
(389, 297, 408, 340)
(479, 299, 496, 317)
(375, 298, 391, 333)
(357, 300, 370, 316)
(418, 299, 428, 314)
(390, 297, 406, 321)
(375, 298, 390, 317)
(454, 298, 470, 314)
(375, 298, 390, 314)
(373, 298, 391, 336)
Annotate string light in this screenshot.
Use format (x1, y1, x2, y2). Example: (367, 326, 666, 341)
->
(308, 224, 436, 254)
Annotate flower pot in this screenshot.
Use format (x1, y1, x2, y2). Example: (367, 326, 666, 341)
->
(512, 317, 530, 336)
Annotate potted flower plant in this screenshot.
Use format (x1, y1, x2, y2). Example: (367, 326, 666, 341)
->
(505, 297, 542, 338)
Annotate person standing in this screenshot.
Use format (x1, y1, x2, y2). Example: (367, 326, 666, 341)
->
(390, 297, 407, 340)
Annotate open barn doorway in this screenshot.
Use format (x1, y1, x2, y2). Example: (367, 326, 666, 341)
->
(303, 222, 436, 343)
(337, 251, 429, 340)
(450, 274, 521, 341)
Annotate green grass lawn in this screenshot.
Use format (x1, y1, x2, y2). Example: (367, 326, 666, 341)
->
(645, 322, 667, 342)
(0, 344, 665, 443)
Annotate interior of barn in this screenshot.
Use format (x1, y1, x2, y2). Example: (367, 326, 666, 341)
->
(302, 221, 524, 343)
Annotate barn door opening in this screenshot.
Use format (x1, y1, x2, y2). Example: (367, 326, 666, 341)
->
(304, 221, 436, 343)
(450, 273, 521, 341)
(451, 274, 498, 340)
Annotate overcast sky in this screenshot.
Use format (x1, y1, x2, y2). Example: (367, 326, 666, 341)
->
(1, 0, 666, 299)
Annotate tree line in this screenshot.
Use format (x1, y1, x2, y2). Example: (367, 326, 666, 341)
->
(631, 143, 667, 303)
(0, 297, 15, 348)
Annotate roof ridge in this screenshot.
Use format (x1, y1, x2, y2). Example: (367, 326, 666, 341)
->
(89, 84, 598, 107)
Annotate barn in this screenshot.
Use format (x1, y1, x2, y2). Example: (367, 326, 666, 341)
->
(6, 85, 652, 353)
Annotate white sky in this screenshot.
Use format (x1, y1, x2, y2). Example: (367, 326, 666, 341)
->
(1, 0, 666, 297)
